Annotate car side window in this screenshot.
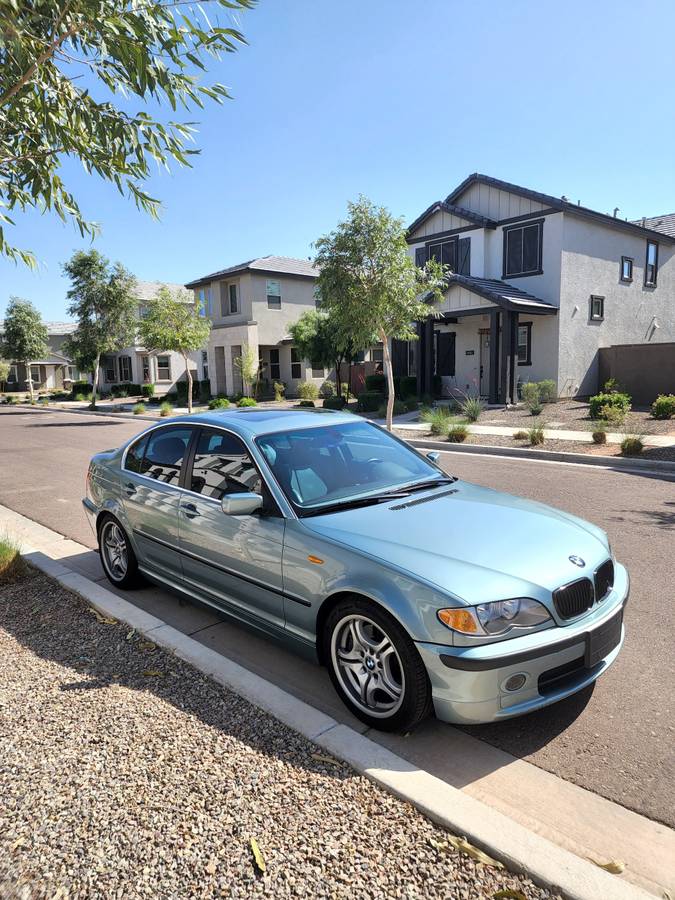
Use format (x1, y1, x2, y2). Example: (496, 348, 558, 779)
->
(139, 427, 193, 485)
(190, 429, 262, 500)
(124, 434, 149, 474)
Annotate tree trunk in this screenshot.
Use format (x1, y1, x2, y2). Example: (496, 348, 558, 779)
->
(25, 360, 34, 403)
(380, 328, 395, 431)
(184, 353, 193, 414)
(92, 354, 100, 408)
(335, 358, 342, 401)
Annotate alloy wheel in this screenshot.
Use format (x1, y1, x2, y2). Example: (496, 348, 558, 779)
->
(101, 521, 128, 582)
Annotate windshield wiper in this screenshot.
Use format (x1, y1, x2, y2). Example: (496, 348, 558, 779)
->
(402, 476, 458, 493)
(301, 489, 412, 517)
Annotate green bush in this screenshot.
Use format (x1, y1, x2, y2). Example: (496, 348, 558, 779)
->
(461, 395, 483, 422)
(199, 379, 211, 403)
(621, 434, 643, 456)
(513, 430, 528, 440)
(447, 423, 469, 443)
(399, 376, 417, 399)
(589, 392, 631, 419)
(538, 380, 557, 403)
(651, 394, 675, 420)
(528, 422, 545, 445)
(298, 380, 320, 401)
(237, 397, 257, 407)
(592, 424, 607, 444)
(111, 382, 142, 397)
(376, 399, 406, 418)
(141, 383, 155, 399)
(365, 373, 386, 393)
(323, 396, 346, 410)
(208, 397, 230, 410)
(356, 391, 384, 412)
(176, 379, 199, 405)
(73, 392, 87, 402)
(132, 402, 146, 415)
(599, 404, 626, 426)
(70, 381, 92, 398)
(299, 399, 315, 408)
(521, 382, 542, 415)
(159, 401, 172, 417)
(603, 377, 621, 393)
(273, 381, 286, 402)
(421, 406, 451, 435)
(320, 380, 336, 398)
(403, 397, 418, 412)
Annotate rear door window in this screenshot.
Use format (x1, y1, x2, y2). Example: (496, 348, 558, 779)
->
(139, 427, 193, 484)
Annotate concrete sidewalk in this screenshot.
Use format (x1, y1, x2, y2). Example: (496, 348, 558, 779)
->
(1, 502, 672, 899)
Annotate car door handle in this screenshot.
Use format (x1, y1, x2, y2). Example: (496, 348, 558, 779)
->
(124, 482, 137, 496)
(181, 502, 200, 519)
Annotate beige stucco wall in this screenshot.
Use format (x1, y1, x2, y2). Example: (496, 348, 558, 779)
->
(558, 214, 675, 396)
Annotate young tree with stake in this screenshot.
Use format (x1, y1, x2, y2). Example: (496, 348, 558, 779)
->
(1, 297, 48, 402)
(314, 197, 446, 430)
(139, 288, 212, 414)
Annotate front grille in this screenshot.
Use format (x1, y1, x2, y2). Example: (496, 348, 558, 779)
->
(594, 558, 614, 602)
(553, 577, 594, 620)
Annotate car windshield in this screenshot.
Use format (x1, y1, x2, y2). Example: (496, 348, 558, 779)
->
(255, 420, 443, 514)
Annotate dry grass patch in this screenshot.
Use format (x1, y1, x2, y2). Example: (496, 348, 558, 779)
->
(0, 535, 28, 586)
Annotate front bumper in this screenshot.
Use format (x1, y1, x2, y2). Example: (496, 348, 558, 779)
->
(417, 563, 629, 725)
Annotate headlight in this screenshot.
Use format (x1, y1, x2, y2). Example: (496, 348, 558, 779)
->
(438, 598, 551, 636)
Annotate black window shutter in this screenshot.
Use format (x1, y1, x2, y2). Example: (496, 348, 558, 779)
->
(415, 247, 427, 268)
(457, 237, 471, 275)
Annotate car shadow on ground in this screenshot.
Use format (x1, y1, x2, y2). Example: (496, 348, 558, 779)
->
(26, 420, 129, 428)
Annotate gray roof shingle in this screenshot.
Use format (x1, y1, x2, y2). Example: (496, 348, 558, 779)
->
(630, 213, 675, 238)
(135, 280, 186, 302)
(444, 274, 558, 315)
(185, 255, 318, 289)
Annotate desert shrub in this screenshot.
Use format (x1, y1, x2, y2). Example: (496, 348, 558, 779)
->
(403, 397, 419, 412)
(237, 397, 257, 407)
(399, 376, 417, 398)
(521, 382, 542, 415)
(365, 373, 386, 393)
(599, 404, 626, 426)
(209, 397, 230, 410)
(299, 399, 315, 408)
(376, 399, 406, 418)
(356, 391, 384, 412)
(73, 392, 87, 402)
(323, 396, 346, 410)
(603, 377, 621, 393)
(298, 380, 320, 401)
(651, 394, 675, 420)
(528, 422, 545, 445)
(199, 379, 211, 403)
(513, 430, 528, 440)
(589, 392, 631, 419)
(274, 382, 286, 402)
(538, 380, 557, 403)
(447, 423, 469, 443)
(320, 380, 335, 399)
(0, 535, 26, 585)
(132, 403, 145, 415)
(160, 401, 172, 417)
(621, 434, 644, 456)
(141, 383, 155, 399)
(461, 395, 483, 422)
(592, 424, 607, 444)
(421, 406, 451, 435)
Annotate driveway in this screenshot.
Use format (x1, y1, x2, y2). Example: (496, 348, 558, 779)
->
(1, 406, 673, 828)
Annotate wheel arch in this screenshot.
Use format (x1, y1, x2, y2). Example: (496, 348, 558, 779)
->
(315, 589, 409, 666)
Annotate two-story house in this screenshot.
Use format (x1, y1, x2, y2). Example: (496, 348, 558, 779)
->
(405, 173, 675, 403)
(185, 256, 326, 397)
(0, 321, 80, 392)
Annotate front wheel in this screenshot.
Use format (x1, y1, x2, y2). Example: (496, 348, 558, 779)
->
(324, 597, 432, 732)
(98, 515, 142, 589)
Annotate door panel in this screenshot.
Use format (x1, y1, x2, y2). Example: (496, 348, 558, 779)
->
(178, 428, 285, 630)
(122, 426, 194, 579)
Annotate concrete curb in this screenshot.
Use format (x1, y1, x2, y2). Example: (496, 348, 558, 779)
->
(408, 436, 675, 474)
(8, 538, 648, 898)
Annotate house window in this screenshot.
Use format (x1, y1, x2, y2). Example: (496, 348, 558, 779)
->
(620, 256, 633, 282)
(138, 304, 149, 319)
(103, 356, 117, 382)
(229, 283, 238, 314)
(269, 348, 280, 381)
(141, 355, 151, 382)
(119, 356, 132, 382)
(30, 365, 41, 385)
(517, 323, 532, 365)
(68, 366, 80, 381)
(428, 239, 457, 270)
(645, 241, 658, 286)
(590, 295, 604, 321)
(197, 287, 212, 316)
(202, 351, 209, 381)
(503, 220, 544, 277)
(371, 346, 384, 367)
(291, 348, 301, 379)
(266, 279, 282, 309)
(156, 355, 171, 381)
(7, 365, 17, 383)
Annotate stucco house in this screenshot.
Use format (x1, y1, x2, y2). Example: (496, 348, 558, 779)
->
(185, 256, 329, 397)
(0, 321, 80, 392)
(404, 173, 675, 403)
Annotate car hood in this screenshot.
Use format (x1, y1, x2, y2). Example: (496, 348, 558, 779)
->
(301, 480, 610, 604)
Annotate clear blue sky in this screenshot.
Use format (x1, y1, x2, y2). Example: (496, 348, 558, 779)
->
(3, 0, 675, 320)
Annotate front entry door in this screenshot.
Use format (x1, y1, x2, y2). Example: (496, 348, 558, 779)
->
(479, 332, 491, 397)
(178, 427, 285, 632)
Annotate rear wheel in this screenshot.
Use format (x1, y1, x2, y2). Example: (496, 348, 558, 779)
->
(324, 597, 432, 732)
(98, 515, 142, 589)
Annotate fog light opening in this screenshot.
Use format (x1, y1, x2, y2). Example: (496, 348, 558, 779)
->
(503, 673, 528, 693)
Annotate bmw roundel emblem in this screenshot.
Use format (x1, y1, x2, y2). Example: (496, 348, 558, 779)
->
(569, 555, 586, 568)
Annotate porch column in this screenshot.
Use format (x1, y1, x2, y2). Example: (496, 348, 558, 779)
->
(499, 311, 512, 404)
(415, 320, 425, 393)
(488, 310, 500, 404)
(509, 312, 519, 404)
(424, 318, 434, 394)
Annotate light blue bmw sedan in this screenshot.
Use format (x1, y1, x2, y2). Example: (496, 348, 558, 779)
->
(83, 409, 628, 732)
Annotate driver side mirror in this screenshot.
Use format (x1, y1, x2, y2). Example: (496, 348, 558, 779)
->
(221, 492, 263, 516)
(426, 451, 440, 463)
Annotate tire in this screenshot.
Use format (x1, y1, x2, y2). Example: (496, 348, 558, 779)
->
(323, 596, 432, 733)
(97, 514, 143, 589)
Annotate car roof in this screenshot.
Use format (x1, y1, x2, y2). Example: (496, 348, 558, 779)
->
(163, 408, 358, 438)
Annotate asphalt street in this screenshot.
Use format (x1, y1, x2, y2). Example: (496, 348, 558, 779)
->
(1, 406, 673, 827)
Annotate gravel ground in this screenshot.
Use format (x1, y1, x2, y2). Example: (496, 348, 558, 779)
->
(477, 398, 675, 436)
(398, 428, 675, 462)
(0, 569, 559, 900)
